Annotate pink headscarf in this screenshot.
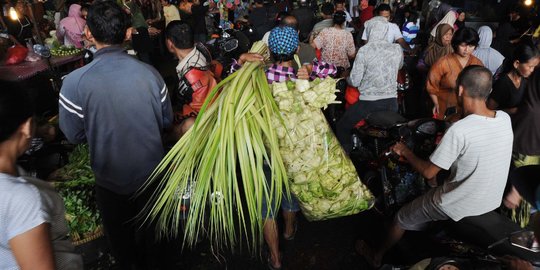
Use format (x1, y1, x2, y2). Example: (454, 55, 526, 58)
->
(57, 4, 86, 48)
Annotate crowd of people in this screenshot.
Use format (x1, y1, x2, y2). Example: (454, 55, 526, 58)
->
(2, 0, 540, 269)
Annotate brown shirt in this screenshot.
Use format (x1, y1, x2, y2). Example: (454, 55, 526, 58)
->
(426, 53, 484, 119)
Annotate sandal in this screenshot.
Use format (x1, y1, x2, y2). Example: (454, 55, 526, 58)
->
(283, 222, 298, 241)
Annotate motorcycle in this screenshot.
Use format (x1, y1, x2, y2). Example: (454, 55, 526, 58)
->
(350, 110, 448, 215)
(205, 27, 251, 79)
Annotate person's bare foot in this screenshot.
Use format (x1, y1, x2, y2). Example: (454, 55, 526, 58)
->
(355, 240, 382, 268)
(267, 252, 282, 270)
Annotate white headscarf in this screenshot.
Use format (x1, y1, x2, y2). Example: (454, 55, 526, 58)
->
(473, 26, 505, 74)
(430, 10, 457, 37)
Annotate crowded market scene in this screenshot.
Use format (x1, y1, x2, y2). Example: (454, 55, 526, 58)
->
(2, 0, 540, 268)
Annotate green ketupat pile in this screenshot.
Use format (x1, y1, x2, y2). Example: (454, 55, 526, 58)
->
(271, 77, 374, 221)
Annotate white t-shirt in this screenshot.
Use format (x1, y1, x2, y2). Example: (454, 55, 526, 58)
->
(429, 112, 513, 221)
(362, 22, 403, 43)
(0, 173, 82, 269)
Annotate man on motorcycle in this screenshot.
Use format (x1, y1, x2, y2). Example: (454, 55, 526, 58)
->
(164, 20, 216, 140)
(356, 66, 514, 268)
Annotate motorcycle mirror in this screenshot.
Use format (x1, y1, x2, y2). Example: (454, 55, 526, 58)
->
(223, 39, 239, 52)
(509, 231, 540, 253)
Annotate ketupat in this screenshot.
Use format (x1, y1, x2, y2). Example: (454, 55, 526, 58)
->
(272, 78, 374, 221)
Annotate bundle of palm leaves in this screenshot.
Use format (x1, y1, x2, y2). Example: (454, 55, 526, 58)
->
(140, 41, 288, 254)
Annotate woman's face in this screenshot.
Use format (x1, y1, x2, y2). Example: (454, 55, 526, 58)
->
(442, 29, 453, 46)
(458, 12, 465, 22)
(516, 57, 540, 78)
(456, 43, 476, 58)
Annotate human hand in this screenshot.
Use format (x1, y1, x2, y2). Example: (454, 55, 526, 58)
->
(503, 186, 522, 209)
(499, 256, 533, 270)
(148, 27, 161, 36)
(297, 66, 310, 80)
(432, 104, 439, 118)
(391, 142, 410, 157)
(238, 53, 264, 65)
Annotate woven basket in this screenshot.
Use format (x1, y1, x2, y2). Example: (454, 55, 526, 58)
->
(72, 226, 104, 246)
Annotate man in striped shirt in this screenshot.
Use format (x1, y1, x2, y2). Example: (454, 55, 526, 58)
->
(357, 66, 513, 268)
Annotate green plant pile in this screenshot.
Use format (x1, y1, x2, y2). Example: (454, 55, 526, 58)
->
(271, 78, 374, 221)
(50, 45, 82, 57)
(54, 144, 102, 242)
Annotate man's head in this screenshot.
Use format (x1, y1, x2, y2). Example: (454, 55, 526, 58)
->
(509, 6, 522, 21)
(334, 0, 345, 12)
(85, 1, 130, 46)
(376, 3, 391, 20)
(456, 65, 492, 109)
(321, 2, 334, 18)
(268, 26, 299, 62)
(165, 20, 194, 52)
(281, 15, 298, 30)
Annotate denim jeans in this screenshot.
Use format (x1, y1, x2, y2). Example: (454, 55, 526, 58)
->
(336, 98, 398, 153)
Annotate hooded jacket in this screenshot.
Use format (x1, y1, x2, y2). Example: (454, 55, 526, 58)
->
(473, 26, 505, 75)
(348, 16, 403, 101)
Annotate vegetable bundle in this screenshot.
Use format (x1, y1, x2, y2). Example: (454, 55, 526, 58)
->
(53, 144, 102, 242)
(271, 78, 374, 221)
(141, 42, 287, 253)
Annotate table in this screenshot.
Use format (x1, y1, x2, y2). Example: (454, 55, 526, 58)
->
(0, 54, 83, 82)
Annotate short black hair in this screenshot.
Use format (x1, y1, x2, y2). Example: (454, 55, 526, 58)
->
(281, 15, 298, 30)
(407, 11, 419, 23)
(0, 86, 35, 143)
(321, 2, 334, 16)
(165, 20, 194, 49)
(86, 1, 130, 45)
(275, 11, 290, 26)
(333, 11, 347, 25)
(451, 27, 479, 52)
(376, 3, 391, 14)
(457, 65, 492, 100)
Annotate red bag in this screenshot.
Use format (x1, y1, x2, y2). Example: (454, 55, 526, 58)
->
(344, 85, 360, 109)
(181, 67, 218, 117)
(5, 45, 29, 65)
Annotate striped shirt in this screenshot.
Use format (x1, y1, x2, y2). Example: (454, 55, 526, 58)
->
(430, 111, 513, 221)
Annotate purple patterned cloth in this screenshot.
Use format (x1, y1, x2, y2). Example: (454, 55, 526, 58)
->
(230, 60, 337, 84)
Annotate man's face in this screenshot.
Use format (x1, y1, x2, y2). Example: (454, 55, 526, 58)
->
(335, 3, 344, 11)
(379, 10, 391, 20)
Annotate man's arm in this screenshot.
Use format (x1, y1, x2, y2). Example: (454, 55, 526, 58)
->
(392, 142, 442, 180)
(59, 79, 87, 144)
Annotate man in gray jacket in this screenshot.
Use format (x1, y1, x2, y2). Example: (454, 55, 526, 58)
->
(59, 2, 174, 269)
(336, 16, 403, 153)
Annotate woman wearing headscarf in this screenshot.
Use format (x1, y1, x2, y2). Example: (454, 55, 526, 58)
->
(473, 26, 505, 75)
(424, 23, 454, 67)
(56, 4, 86, 48)
(426, 27, 483, 120)
(429, 10, 457, 39)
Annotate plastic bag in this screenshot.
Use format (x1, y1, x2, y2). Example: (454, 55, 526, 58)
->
(5, 45, 29, 65)
(271, 78, 374, 221)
